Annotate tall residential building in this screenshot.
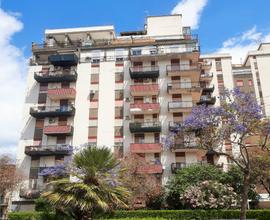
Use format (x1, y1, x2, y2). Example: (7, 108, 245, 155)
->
(13, 14, 217, 210)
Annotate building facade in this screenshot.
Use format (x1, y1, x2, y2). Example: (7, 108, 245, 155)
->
(14, 14, 270, 210)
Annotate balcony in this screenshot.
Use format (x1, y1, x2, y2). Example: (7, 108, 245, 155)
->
(130, 102, 160, 115)
(34, 69, 77, 83)
(200, 72, 213, 82)
(32, 41, 81, 53)
(19, 188, 41, 199)
(171, 162, 204, 174)
(43, 125, 73, 136)
(202, 84, 215, 93)
(168, 101, 195, 113)
(25, 144, 73, 156)
(130, 84, 159, 96)
(130, 143, 162, 153)
(167, 82, 202, 95)
(47, 88, 76, 100)
(137, 164, 163, 174)
(171, 141, 198, 151)
(48, 54, 78, 67)
(129, 66, 159, 79)
(129, 121, 161, 133)
(197, 95, 216, 105)
(30, 105, 75, 118)
(168, 121, 183, 132)
(166, 64, 200, 77)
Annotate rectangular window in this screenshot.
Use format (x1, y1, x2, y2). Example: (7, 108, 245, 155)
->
(171, 76, 180, 81)
(90, 91, 99, 102)
(38, 93, 47, 104)
(61, 82, 70, 88)
(248, 79, 253, 86)
(132, 49, 141, 56)
(88, 126, 97, 138)
(215, 58, 222, 71)
(115, 107, 123, 119)
(172, 94, 181, 101)
(58, 117, 67, 126)
(173, 112, 183, 122)
(154, 133, 160, 143)
(115, 90, 123, 100)
(91, 74, 99, 84)
(236, 80, 244, 87)
(134, 96, 144, 104)
(115, 72, 123, 83)
(134, 133, 144, 143)
(40, 83, 48, 92)
(89, 108, 98, 119)
(34, 119, 44, 141)
(57, 136, 66, 144)
(114, 126, 123, 137)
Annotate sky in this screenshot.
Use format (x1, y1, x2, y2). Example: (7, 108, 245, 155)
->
(1, 0, 270, 157)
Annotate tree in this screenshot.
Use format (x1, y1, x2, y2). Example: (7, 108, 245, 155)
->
(166, 89, 270, 219)
(0, 155, 23, 219)
(166, 164, 226, 209)
(120, 154, 164, 209)
(181, 180, 239, 209)
(42, 146, 130, 220)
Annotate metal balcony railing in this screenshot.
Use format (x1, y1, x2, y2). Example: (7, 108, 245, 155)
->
(34, 69, 77, 83)
(129, 66, 159, 79)
(25, 144, 73, 156)
(30, 105, 75, 118)
(129, 121, 161, 133)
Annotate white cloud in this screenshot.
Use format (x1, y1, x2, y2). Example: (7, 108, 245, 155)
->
(171, 0, 208, 29)
(217, 26, 270, 64)
(0, 9, 27, 157)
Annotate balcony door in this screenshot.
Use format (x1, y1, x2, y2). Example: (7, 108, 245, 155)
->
(58, 117, 67, 126)
(171, 59, 179, 71)
(134, 133, 144, 144)
(133, 61, 143, 72)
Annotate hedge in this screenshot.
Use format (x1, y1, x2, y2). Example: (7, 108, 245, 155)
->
(110, 210, 270, 220)
(9, 210, 270, 220)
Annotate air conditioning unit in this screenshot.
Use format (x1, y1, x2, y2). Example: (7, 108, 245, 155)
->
(125, 116, 130, 120)
(49, 118, 56, 124)
(90, 90, 95, 94)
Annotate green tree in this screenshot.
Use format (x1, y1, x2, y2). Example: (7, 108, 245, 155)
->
(42, 146, 130, 220)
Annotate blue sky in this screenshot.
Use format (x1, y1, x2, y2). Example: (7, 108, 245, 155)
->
(1, 0, 270, 157)
(3, 0, 270, 57)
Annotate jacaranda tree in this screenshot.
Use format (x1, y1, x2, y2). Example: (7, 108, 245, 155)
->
(165, 89, 270, 220)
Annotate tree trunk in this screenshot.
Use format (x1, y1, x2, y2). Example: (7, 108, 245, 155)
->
(240, 172, 250, 220)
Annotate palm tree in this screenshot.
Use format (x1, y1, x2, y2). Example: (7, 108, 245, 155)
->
(42, 146, 130, 220)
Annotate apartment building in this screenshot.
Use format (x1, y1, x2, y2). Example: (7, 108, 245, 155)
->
(13, 14, 218, 210)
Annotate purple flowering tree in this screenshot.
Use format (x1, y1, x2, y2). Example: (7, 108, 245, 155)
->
(166, 89, 270, 220)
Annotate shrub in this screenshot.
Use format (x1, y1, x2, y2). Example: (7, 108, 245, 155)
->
(8, 211, 71, 220)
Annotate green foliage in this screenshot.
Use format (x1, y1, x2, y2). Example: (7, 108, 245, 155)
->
(166, 164, 226, 209)
(42, 145, 130, 220)
(166, 164, 259, 209)
(8, 212, 56, 220)
(109, 210, 270, 220)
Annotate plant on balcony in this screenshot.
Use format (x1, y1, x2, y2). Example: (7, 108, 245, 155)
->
(41, 145, 130, 220)
(165, 88, 270, 219)
(181, 180, 239, 209)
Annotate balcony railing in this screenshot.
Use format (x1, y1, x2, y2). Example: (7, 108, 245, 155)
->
(197, 95, 216, 105)
(130, 102, 160, 114)
(48, 54, 78, 67)
(166, 64, 200, 76)
(130, 143, 162, 153)
(19, 188, 41, 199)
(137, 164, 163, 174)
(129, 121, 161, 133)
(200, 72, 213, 81)
(47, 88, 76, 100)
(172, 141, 198, 150)
(43, 125, 73, 136)
(168, 121, 183, 131)
(34, 69, 77, 83)
(202, 84, 215, 93)
(129, 66, 159, 79)
(30, 105, 75, 118)
(167, 82, 201, 94)
(25, 144, 73, 156)
(168, 101, 195, 112)
(130, 84, 159, 96)
(171, 162, 204, 174)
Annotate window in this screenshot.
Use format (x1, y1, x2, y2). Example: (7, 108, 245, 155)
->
(248, 79, 253, 87)
(114, 126, 123, 137)
(173, 112, 183, 122)
(57, 136, 66, 144)
(89, 108, 98, 119)
(172, 94, 181, 101)
(115, 90, 123, 100)
(134, 134, 144, 143)
(115, 107, 123, 119)
(88, 126, 97, 138)
(132, 49, 141, 56)
(236, 80, 244, 87)
(34, 119, 44, 141)
(58, 117, 67, 126)
(154, 133, 160, 143)
(90, 90, 99, 101)
(40, 83, 48, 92)
(171, 76, 180, 81)
(134, 96, 144, 104)
(61, 82, 70, 88)
(254, 62, 258, 70)
(38, 93, 47, 104)
(91, 74, 99, 84)
(115, 72, 123, 83)
(215, 58, 222, 70)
